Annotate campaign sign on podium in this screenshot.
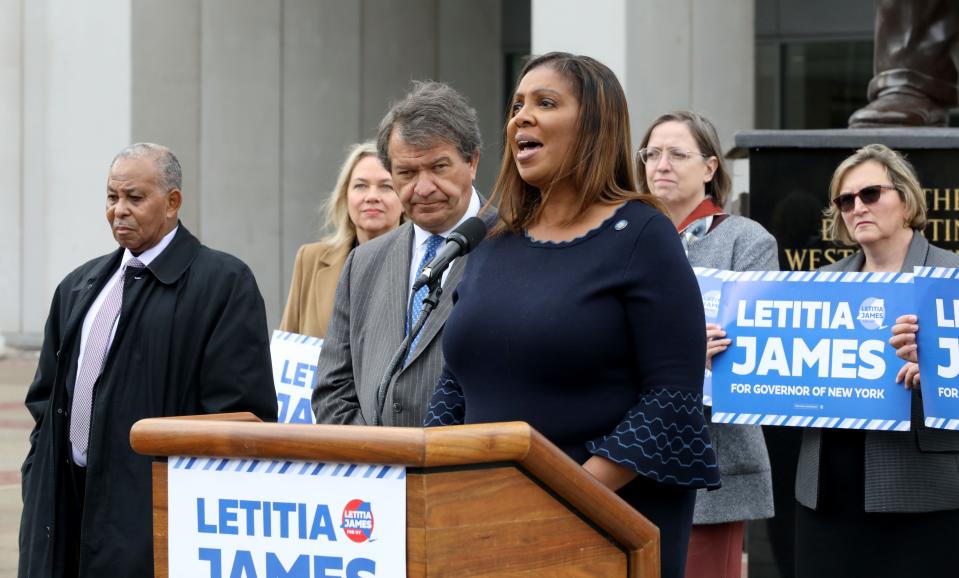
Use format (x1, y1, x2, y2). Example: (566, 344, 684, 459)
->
(711, 270, 914, 430)
(915, 267, 959, 430)
(271, 331, 323, 424)
(167, 456, 406, 578)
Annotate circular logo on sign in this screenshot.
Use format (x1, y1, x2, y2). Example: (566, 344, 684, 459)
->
(341, 499, 375, 543)
(857, 297, 886, 330)
(702, 290, 721, 320)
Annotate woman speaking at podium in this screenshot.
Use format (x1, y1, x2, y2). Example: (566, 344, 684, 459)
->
(423, 52, 720, 578)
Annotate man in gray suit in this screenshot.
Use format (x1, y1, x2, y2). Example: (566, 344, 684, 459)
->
(313, 81, 483, 426)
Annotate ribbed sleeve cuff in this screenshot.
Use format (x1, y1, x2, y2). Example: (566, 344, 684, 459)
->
(587, 388, 720, 489)
(423, 376, 465, 427)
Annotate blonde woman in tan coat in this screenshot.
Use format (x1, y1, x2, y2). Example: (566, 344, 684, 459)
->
(281, 142, 403, 337)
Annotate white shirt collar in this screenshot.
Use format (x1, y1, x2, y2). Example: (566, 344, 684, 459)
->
(408, 189, 481, 292)
(122, 225, 178, 267)
(412, 187, 481, 249)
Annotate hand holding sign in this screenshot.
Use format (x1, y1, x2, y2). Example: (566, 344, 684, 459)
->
(895, 362, 921, 389)
(889, 313, 920, 362)
(694, 268, 740, 406)
(705, 323, 730, 371)
(712, 269, 914, 430)
(889, 314, 921, 389)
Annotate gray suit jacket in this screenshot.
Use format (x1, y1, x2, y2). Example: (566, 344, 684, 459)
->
(312, 221, 465, 427)
(688, 215, 777, 524)
(796, 231, 959, 512)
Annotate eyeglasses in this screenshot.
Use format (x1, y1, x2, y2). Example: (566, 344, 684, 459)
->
(831, 184, 898, 213)
(637, 147, 710, 164)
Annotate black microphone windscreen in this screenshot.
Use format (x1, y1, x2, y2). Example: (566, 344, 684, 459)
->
(451, 216, 488, 252)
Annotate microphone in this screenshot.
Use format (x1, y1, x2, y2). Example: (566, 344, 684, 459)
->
(412, 216, 487, 291)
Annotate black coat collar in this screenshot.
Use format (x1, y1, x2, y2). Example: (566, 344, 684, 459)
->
(146, 222, 200, 285)
(64, 222, 200, 344)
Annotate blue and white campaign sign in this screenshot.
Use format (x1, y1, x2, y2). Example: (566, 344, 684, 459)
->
(711, 270, 914, 430)
(694, 268, 740, 406)
(915, 267, 959, 430)
(168, 456, 406, 578)
(271, 331, 323, 424)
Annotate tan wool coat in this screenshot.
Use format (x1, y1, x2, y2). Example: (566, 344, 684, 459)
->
(280, 242, 350, 338)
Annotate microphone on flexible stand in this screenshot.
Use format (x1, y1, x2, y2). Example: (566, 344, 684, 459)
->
(411, 217, 488, 291)
(372, 216, 488, 425)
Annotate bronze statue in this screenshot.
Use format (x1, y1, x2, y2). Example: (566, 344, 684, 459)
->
(849, 0, 957, 127)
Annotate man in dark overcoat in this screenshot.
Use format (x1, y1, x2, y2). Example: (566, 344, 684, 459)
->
(18, 143, 278, 577)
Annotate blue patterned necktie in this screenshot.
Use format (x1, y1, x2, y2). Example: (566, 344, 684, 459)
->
(406, 234, 444, 364)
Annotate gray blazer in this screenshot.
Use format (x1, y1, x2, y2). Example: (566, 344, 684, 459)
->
(688, 215, 777, 524)
(312, 221, 465, 427)
(796, 231, 959, 512)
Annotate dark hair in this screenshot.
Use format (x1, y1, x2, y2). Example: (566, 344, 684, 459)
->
(376, 80, 482, 171)
(636, 111, 730, 207)
(490, 52, 662, 233)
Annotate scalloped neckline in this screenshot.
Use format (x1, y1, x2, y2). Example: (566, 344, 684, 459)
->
(523, 202, 629, 247)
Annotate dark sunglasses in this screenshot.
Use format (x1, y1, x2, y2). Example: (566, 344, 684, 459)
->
(832, 184, 897, 213)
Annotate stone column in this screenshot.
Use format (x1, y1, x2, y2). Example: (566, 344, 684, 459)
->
(19, 0, 132, 338)
(0, 0, 23, 342)
(531, 0, 754, 154)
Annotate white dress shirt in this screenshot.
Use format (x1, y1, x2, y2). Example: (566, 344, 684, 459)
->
(71, 226, 178, 465)
(408, 189, 481, 294)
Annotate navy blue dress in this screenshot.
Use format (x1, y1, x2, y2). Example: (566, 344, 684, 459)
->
(425, 200, 720, 578)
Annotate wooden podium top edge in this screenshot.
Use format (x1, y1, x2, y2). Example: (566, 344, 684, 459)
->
(131, 416, 659, 570)
(130, 417, 539, 467)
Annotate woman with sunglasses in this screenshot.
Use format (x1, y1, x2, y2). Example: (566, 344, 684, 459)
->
(424, 53, 720, 578)
(636, 111, 776, 578)
(794, 143, 959, 577)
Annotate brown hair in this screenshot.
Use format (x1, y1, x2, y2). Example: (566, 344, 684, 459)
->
(826, 143, 927, 246)
(489, 52, 662, 234)
(636, 111, 730, 207)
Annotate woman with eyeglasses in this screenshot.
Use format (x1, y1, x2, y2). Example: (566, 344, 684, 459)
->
(424, 54, 720, 578)
(636, 111, 776, 578)
(793, 143, 959, 577)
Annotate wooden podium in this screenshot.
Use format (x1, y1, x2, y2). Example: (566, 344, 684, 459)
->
(130, 414, 660, 577)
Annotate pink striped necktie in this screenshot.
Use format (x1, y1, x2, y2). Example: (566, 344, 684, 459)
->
(69, 257, 144, 463)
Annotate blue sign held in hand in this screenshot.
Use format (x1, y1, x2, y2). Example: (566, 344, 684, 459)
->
(694, 268, 740, 406)
(915, 267, 959, 430)
(711, 270, 914, 430)
(271, 330, 324, 424)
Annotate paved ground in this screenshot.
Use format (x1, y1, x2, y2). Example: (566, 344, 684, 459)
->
(0, 351, 38, 576)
